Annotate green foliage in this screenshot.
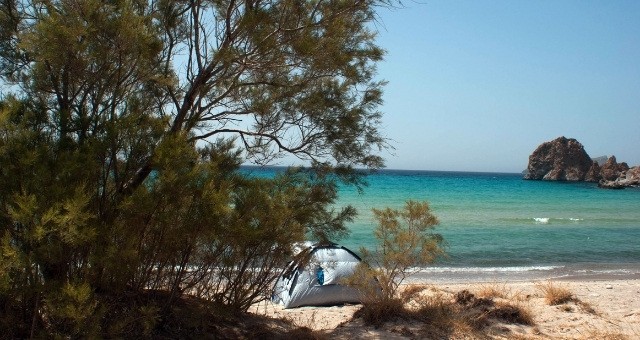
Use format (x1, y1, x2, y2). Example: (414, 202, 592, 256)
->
(0, 0, 392, 336)
(347, 200, 445, 307)
(0, 0, 386, 338)
(0, 100, 356, 336)
(199, 169, 355, 312)
(43, 282, 99, 337)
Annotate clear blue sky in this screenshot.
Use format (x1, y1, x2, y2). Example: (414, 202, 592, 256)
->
(372, 0, 640, 173)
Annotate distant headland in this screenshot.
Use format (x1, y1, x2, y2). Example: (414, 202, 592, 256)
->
(523, 136, 640, 189)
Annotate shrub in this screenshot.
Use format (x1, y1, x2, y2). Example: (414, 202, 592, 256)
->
(0, 129, 356, 336)
(489, 301, 535, 326)
(399, 284, 429, 302)
(353, 297, 406, 327)
(345, 200, 445, 326)
(0, 0, 388, 335)
(476, 282, 509, 299)
(411, 288, 533, 338)
(536, 281, 574, 305)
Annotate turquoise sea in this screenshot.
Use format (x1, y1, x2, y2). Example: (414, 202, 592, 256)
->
(245, 167, 640, 282)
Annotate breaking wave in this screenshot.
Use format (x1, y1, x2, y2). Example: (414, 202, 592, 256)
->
(417, 265, 562, 274)
(532, 217, 584, 224)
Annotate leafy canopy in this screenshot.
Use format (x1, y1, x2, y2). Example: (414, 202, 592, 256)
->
(0, 0, 393, 337)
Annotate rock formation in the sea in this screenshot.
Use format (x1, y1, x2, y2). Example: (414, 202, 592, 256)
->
(598, 161, 640, 189)
(599, 156, 629, 181)
(523, 137, 593, 181)
(524, 137, 639, 189)
(584, 161, 601, 182)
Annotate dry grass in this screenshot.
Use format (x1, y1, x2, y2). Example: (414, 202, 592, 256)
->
(413, 292, 456, 324)
(536, 281, 574, 305)
(454, 290, 534, 330)
(476, 282, 531, 305)
(399, 284, 428, 302)
(322, 281, 640, 339)
(576, 299, 598, 315)
(535, 281, 598, 315)
(353, 288, 534, 338)
(352, 297, 405, 327)
(490, 301, 535, 326)
(415, 293, 475, 338)
(476, 282, 509, 299)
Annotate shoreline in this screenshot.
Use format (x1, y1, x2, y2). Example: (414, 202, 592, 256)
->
(408, 262, 640, 284)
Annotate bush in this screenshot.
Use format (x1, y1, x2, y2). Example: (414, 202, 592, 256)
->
(353, 297, 406, 327)
(0, 0, 387, 335)
(0, 119, 355, 336)
(535, 281, 597, 314)
(345, 200, 445, 325)
(409, 288, 533, 338)
(536, 281, 574, 305)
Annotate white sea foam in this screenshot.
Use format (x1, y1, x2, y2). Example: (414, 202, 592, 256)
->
(416, 266, 562, 274)
(574, 269, 632, 274)
(531, 217, 583, 224)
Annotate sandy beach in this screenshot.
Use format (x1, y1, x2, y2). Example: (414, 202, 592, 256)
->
(251, 278, 640, 339)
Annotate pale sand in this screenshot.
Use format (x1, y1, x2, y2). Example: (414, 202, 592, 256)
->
(250, 279, 640, 339)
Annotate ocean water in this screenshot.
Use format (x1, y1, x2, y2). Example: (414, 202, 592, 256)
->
(244, 167, 640, 282)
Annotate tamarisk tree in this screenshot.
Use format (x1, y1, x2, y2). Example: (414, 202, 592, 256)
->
(345, 200, 445, 324)
(0, 0, 392, 337)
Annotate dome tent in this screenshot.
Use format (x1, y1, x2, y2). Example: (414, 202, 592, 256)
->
(271, 242, 363, 308)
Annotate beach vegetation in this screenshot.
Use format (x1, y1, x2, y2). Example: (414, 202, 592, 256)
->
(453, 290, 534, 329)
(576, 299, 597, 315)
(399, 283, 430, 302)
(414, 289, 535, 338)
(536, 281, 598, 315)
(346, 200, 445, 325)
(0, 0, 391, 337)
(350, 286, 535, 338)
(536, 281, 574, 305)
(477, 282, 510, 299)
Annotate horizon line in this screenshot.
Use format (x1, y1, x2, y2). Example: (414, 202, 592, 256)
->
(240, 164, 524, 175)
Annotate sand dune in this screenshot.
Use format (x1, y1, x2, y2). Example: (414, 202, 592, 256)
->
(251, 279, 640, 339)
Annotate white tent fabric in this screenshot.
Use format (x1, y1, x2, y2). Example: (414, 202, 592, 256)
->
(271, 243, 363, 308)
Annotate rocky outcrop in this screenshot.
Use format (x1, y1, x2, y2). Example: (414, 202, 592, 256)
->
(599, 165, 640, 189)
(600, 156, 629, 181)
(523, 137, 593, 181)
(585, 161, 601, 182)
(524, 137, 639, 189)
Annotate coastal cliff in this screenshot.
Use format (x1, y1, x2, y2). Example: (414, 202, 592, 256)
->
(524, 137, 640, 189)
